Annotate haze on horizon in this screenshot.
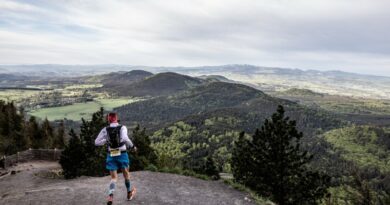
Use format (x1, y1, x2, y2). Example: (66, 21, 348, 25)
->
(0, 0, 389, 76)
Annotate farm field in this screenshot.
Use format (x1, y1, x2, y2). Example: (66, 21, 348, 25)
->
(29, 98, 139, 121)
(64, 83, 102, 90)
(272, 90, 390, 115)
(0, 89, 47, 102)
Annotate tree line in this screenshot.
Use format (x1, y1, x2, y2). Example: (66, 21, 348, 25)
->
(0, 101, 65, 156)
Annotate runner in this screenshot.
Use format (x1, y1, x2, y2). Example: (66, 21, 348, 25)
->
(95, 112, 137, 205)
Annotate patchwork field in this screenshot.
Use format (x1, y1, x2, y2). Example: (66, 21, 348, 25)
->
(0, 89, 46, 102)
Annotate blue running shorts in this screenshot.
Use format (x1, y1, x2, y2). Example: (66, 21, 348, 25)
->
(106, 152, 131, 171)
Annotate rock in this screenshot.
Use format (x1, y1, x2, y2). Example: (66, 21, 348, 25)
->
(0, 162, 258, 205)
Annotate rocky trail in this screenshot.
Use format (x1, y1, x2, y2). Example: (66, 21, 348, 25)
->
(0, 161, 256, 205)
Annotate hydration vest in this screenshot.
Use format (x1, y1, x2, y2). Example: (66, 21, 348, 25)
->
(106, 125, 125, 149)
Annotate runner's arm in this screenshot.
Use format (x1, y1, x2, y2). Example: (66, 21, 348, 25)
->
(95, 128, 107, 146)
(121, 126, 134, 148)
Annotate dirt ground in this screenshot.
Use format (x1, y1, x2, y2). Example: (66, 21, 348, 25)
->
(0, 161, 256, 205)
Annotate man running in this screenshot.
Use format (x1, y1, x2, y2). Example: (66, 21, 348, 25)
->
(95, 112, 137, 205)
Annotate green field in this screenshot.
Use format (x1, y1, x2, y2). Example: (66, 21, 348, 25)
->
(0, 89, 45, 102)
(64, 83, 102, 90)
(29, 98, 139, 121)
(273, 90, 390, 115)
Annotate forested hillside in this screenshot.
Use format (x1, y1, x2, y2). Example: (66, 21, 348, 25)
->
(115, 81, 341, 134)
(92, 70, 153, 93)
(321, 126, 390, 204)
(98, 72, 204, 97)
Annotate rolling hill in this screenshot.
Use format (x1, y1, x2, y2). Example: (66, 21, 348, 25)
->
(115, 80, 341, 134)
(105, 72, 204, 97)
(92, 70, 153, 94)
(115, 81, 269, 129)
(98, 70, 153, 86)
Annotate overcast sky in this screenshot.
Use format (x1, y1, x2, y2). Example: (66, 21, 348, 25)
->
(0, 0, 389, 76)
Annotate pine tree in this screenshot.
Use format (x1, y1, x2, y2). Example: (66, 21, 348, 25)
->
(79, 107, 107, 176)
(231, 131, 252, 185)
(129, 125, 157, 171)
(53, 120, 66, 149)
(41, 118, 54, 148)
(27, 116, 43, 149)
(0, 101, 26, 154)
(204, 155, 220, 180)
(17, 107, 30, 151)
(59, 129, 86, 179)
(232, 105, 330, 205)
(60, 108, 107, 178)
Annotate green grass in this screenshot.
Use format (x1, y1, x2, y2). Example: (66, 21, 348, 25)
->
(29, 98, 139, 121)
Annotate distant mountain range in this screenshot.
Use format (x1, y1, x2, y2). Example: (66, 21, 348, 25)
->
(1, 64, 390, 99)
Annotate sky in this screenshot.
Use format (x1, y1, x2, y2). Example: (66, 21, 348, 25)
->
(0, 0, 390, 76)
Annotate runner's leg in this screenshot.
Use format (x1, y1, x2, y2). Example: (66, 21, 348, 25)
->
(122, 168, 131, 192)
(108, 170, 118, 195)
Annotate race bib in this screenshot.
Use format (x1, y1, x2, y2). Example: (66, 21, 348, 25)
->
(110, 149, 121, 157)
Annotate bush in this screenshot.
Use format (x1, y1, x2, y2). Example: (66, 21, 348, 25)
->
(145, 164, 158, 172)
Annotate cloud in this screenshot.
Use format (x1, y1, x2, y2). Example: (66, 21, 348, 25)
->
(0, 0, 37, 11)
(0, 0, 390, 76)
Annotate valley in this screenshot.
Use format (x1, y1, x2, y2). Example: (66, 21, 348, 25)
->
(0, 65, 389, 204)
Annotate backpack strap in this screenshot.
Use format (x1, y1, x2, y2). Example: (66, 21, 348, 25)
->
(117, 125, 125, 147)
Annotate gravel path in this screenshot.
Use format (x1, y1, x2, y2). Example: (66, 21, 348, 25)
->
(0, 161, 256, 205)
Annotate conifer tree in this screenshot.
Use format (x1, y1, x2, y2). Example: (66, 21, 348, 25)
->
(27, 116, 43, 149)
(232, 105, 330, 205)
(53, 120, 66, 149)
(79, 107, 107, 176)
(0, 101, 26, 154)
(17, 107, 30, 151)
(204, 155, 220, 180)
(60, 129, 86, 179)
(231, 131, 252, 185)
(129, 125, 157, 171)
(41, 118, 54, 148)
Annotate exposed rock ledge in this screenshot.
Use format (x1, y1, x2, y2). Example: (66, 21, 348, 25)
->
(0, 161, 256, 205)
